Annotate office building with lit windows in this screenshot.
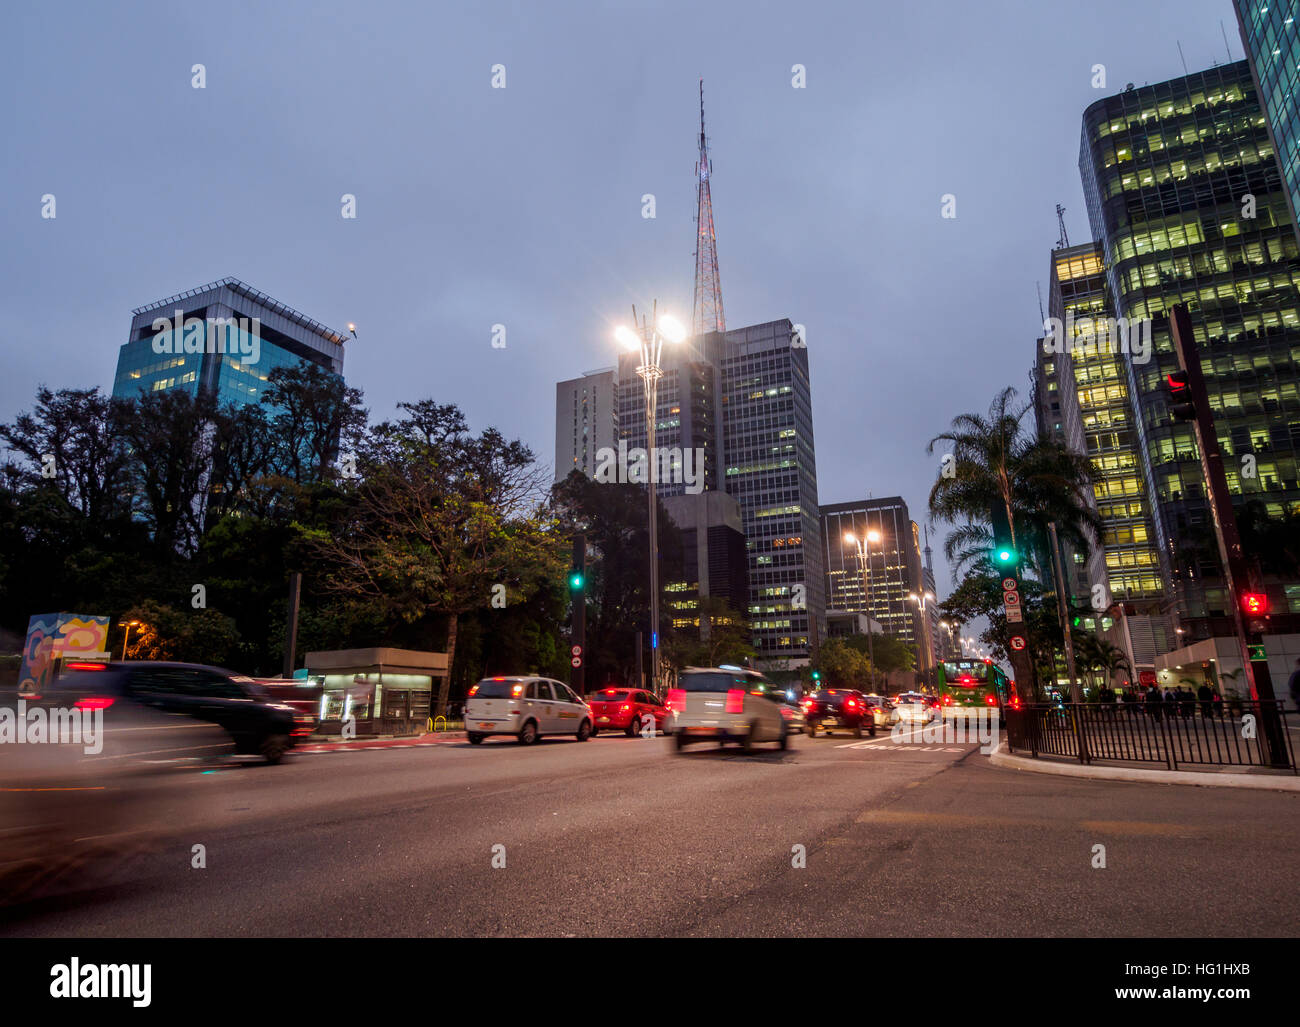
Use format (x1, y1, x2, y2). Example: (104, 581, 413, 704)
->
(820, 497, 930, 681)
(555, 368, 619, 482)
(112, 278, 347, 409)
(1235, 0, 1300, 246)
(607, 317, 823, 669)
(1079, 61, 1300, 642)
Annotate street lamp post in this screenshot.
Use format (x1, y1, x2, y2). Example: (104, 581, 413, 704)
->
(844, 529, 882, 693)
(117, 619, 142, 660)
(615, 303, 687, 693)
(909, 591, 936, 689)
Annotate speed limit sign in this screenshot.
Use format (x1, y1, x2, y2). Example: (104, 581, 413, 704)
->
(571, 645, 582, 657)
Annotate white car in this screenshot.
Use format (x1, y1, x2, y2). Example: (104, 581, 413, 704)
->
(465, 676, 593, 745)
(893, 693, 936, 724)
(669, 666, 790, 752)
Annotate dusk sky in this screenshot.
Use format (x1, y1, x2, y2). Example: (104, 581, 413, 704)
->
(3, 0, 1242, 598)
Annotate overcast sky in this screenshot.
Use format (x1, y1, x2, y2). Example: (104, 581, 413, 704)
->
(3, 0, 1242, 599)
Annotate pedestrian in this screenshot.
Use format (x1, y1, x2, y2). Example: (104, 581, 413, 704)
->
(1099, 686, 1117, 712)
(1197, 682, 1214, 719)
(1212, 691, 1223, 718)
(1288, 657, 1300, 715)
(1122, 686, 1139, 715)
(1179, 686, 1194, 720)
(1145, 683, 1163, 720)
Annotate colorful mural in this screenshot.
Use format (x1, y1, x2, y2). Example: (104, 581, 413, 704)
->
(17, 613, 111, 695)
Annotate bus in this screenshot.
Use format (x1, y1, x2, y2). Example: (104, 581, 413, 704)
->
(935, 658, 1015, 718)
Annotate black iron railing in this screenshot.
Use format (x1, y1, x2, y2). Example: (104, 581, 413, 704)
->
(1003, 701, 1296, 773)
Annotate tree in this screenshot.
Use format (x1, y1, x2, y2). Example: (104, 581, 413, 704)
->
(663, 597, 755, 673)
(843, 633, 914, 693)
(120, 600, 241, 667)
(818, 637, 872, 689)
(927, 386, 1101, 582)
(305, 401, 563, 717)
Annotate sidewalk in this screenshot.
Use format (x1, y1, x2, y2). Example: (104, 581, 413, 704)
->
(988, 741, 1300, 792)
(297, 730, 466, 753)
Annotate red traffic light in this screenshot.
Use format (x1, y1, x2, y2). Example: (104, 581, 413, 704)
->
(1165, 370, 1190, 395)
(1242, 592, 1268, 616)
(1166, 370, 1196, 422)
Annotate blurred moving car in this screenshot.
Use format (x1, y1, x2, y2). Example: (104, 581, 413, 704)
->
(802, 688, 874, 738)
(586, 687, 670, 736)
(465, 677, 593, 745)
(863, 694, 898, 729)
(1, 663, 251, 905)
(893, 692, 936, 724)
(55, 661, 305, 762)
(766, 686, 807, 735)
(668, 667, 790, 752)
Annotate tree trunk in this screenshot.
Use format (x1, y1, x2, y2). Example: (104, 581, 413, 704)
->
(434, 610, 459, 720)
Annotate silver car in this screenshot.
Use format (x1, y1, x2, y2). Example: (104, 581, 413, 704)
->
(668, 667, 790, 752)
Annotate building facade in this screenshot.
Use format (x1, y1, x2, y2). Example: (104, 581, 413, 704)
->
(1079, 61, 1300, 640)
(1235, 0, 1300, 246)
(113, 278, 346, 409)
(554, 368, 619, 482)
(819, 497, 929, 680)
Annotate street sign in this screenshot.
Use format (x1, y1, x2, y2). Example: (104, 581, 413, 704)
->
(1002, 590, 1020, 607)
(1005, 607, 1023, 623)
(571, 645, 583, 657)
(1248, 644, 1267, 661)
(1002, 578, 1017, 592)
(571, 656, 582, 668)
(1009, 636, 1027, 651)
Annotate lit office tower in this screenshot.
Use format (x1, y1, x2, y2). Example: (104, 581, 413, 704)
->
(1235, 0, 1300, 245)
(554, 368, 619, 482)
(112, 277, 346, 408)
(1046, 243, 1164, 606)
(820, 497, 930, 679)
(615, 319, 823, 667)
(1079, 61, 1300, 641)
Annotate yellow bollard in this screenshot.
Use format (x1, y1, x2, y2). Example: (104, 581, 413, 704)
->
(433, 715, 447, 732)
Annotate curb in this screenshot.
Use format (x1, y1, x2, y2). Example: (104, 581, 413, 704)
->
(987, 742, 1300, 793)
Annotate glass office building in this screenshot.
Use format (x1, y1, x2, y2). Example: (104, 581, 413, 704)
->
(112, 278, 347, 411)
(1236, 0, 1300, 244)
(1079, 61, 1300, 639)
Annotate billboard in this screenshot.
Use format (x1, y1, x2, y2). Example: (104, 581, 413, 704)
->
(17, 613, 111, 695)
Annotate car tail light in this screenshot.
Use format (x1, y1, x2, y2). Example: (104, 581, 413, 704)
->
(468, 685, 479, 697)
(986, 694, 996, 704)
(845, 698, 857, 710)
(74, 696, 114, 711)
(666, 689, 685, 713)
(511, 684, 524, 697)
(621, 703, 631, 711)
(725, 689, 745, 714)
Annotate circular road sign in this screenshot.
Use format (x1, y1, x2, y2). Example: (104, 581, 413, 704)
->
(571, 645, 582, 657)
(1009, 636, 1027, 651)
(1002, 578, 1017, 591)
(571, 656, 582, 668)
(1003, 591, 1021, 607)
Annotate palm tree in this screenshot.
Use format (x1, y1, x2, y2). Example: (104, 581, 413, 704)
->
(927, 386, 1102, 581)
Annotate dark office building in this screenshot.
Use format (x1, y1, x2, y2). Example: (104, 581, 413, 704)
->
(113, 277, 347, 409)
(663, 491, 750, 639)
(1079, 61, 1300, 639)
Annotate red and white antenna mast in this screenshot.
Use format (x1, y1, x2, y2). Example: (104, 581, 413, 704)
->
(692, 79, 725, 337)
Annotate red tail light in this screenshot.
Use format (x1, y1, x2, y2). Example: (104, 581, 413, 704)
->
(725, 689, 745, 714)
(74, 696, 114, 711)
(468, 685, 479, 697)
(845, 698, 857, 710)
(986, 694, 996, 704)
(666, 689, 685, 713)
(65, 662, 107, 671)
(620, 704, 631, 711)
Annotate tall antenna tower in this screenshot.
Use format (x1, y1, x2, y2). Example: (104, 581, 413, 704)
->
(692, 79, 726, 337)
(1055, 204, 1070, 250)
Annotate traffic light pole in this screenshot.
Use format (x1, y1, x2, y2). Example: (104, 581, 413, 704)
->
(1169, 305, 1286, 766)
(990, 503, 1038, 703)
(571, 533, 586, 696)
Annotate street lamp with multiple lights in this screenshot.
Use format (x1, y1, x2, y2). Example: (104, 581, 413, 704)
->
(615, 302, 687, 691)
(843, 529, 882, 692)
(908, 590, 936, 689)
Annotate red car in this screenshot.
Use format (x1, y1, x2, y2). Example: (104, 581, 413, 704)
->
(587, 687, 669, 736)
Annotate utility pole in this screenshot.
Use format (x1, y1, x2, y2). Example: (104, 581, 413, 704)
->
(1048, 521, 1082, 702)
(282, 571, 301, 678)
(1169, 305, 1287, 766)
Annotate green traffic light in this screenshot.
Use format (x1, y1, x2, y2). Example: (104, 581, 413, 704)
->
(811, 670, 821, 681)
(569, 572, 584, 590)
(995, 548, 1015, 564)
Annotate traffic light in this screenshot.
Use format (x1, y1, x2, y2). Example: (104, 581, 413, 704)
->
(1242, 592, 1268, 616)
(994, 545, 1017, 568)
(810, 670, 821, 683)
(568, 570, 584, 591)
(1166, 370, 1196, 423)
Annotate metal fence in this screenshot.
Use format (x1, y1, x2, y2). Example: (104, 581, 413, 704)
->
(1003, 701, 1296, 773)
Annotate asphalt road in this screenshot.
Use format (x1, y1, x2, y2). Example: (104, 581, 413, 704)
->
(4, 725, 1297, 937)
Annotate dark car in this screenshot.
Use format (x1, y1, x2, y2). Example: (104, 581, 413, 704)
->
(586, 687, 670, 736)
(53, 661, 306, 763)
(801, 688, 875, 738)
